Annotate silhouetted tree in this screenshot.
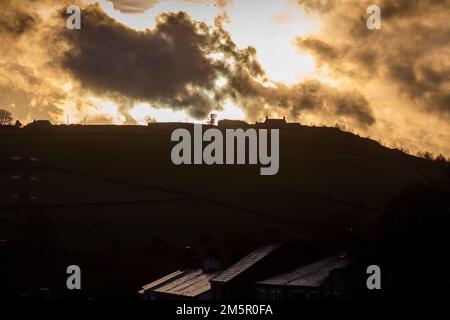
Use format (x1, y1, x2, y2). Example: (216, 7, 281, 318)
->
(417, 151, 433, 160)
(0, 109, 13, 125)
(434, 154, 447, 163)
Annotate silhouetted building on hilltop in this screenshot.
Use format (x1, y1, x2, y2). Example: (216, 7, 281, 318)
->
(25, 120, 52, 128)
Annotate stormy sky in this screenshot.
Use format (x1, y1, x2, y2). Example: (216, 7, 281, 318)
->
(0, 0, 449, 157)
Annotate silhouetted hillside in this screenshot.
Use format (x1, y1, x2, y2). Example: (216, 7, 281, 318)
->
(1, 124, 446, 227)
(0, 124, 448, 298)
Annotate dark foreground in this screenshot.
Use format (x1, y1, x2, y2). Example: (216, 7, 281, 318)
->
(0, 124, 449, 300)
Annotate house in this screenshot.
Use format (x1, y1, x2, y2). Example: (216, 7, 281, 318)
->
(254, 254, 354, 300)
(138, 269, 220, 300)
(255, 116, 300, 128)
(24, 120, 52, 128)
(210, 244, 282, 300)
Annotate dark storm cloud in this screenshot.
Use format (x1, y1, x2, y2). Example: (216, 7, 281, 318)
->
(60, 7, 233, 119)
(296, 0, 450, 117)
(226, 77, 375, 127)
(60, 4, 375, 125)
(380, 0, 449, 20)
(60, 6, 266, 120)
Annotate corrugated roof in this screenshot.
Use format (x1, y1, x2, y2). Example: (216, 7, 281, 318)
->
(153, 269, 219, 298)
(212, 244, 280, 283)
(256, 254, 352, 288)
(140, 270, 184, 293)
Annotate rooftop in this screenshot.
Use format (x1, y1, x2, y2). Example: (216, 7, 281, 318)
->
(139, 270, 184, 294)
(140, 269, 219, 298)
(212, 244, 281, 283)
(256, 254, 353, 288)
(152, 269, 219, 298)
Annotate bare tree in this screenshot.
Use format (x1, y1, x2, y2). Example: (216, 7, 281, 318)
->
(0, 109, 13, 125)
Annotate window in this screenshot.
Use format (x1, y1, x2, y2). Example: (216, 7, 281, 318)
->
(269, 288, 282, 300)
(256, 287, 267, 300)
